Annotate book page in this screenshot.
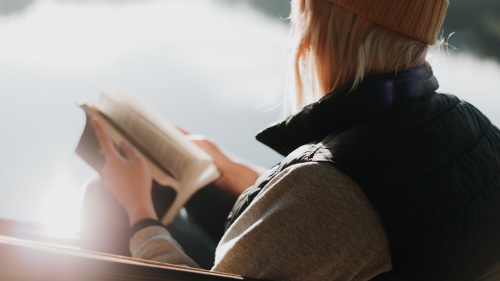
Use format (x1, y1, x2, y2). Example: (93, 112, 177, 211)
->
(96, 92, 214, 182)
(76, 92, 221, 225)
(76, 105, 179, 188)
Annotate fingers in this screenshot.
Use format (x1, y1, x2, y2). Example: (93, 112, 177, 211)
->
(174, 125, 210, 144)
(92, 118, 144, 163)
(171, 124, 221, 160)
(118, 141, 141, 161)
(174, 125, 190, 135)
(92, 118, 119, 159)
(174, 125, 211, 146)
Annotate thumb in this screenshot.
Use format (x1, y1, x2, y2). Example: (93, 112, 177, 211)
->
(118, 141, 140, 161)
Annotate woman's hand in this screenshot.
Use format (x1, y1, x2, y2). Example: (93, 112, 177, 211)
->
(178, 128, 260, 196)
(92, 118, 158, 226)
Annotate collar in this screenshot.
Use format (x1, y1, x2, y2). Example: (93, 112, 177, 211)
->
(256, 62, 440, 156)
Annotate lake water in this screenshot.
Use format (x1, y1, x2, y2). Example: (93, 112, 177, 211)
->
(0, 0, 499, 237)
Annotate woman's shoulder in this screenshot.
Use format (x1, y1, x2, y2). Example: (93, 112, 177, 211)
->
(262, 161, 366, 201)
(217, 161, 392, 280)
(246, 161, 388, 244)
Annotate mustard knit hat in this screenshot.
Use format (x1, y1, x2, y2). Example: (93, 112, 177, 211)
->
(328, 0, 449, 45)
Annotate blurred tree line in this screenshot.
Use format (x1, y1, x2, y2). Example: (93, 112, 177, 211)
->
(1, 0, 499, 61)
(219, 0, 500, 62)
(444, 0, 500, 60)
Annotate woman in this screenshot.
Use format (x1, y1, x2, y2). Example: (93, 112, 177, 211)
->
(91, 0, 500, 280)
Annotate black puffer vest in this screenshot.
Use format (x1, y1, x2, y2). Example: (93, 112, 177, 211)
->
(226, 63, 500, 280)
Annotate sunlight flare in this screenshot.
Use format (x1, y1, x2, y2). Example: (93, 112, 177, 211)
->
(38, 167, 83, 240)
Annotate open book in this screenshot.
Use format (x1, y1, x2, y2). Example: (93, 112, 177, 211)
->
(75, 92, 220, 225)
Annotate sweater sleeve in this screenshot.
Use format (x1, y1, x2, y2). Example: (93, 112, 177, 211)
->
(213, 162, 392, 280)
(130, 225, 199, 268)
(130, 162, 392, 280)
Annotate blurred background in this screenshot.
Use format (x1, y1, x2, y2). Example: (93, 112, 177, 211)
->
(0, 0, 499, 238)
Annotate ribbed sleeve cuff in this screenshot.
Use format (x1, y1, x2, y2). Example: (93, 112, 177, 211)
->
(131, 218, 164, 236)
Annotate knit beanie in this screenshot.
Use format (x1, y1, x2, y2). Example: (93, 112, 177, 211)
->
(327, 0, 449, 45)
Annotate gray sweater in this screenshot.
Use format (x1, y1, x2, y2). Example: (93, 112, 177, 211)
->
(130, 162, 392, 280)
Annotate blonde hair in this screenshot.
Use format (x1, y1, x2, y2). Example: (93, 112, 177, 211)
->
(285, 0, 428, 115)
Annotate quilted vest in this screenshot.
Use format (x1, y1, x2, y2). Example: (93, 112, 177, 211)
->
(226, 63, 500, 280)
